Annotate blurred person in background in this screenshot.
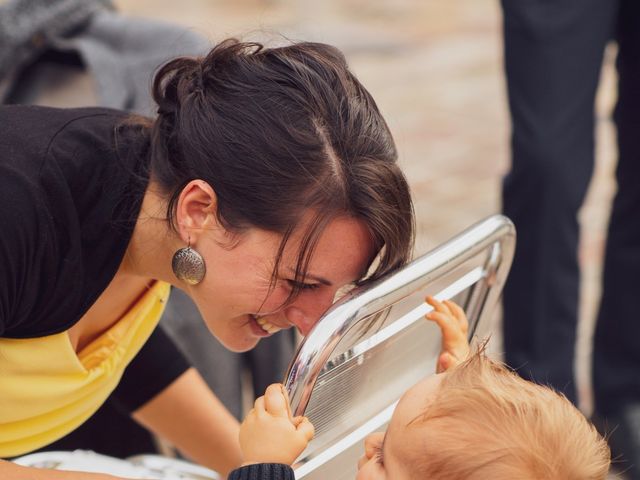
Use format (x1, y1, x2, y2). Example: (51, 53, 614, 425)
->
(500, 1, 640, 477)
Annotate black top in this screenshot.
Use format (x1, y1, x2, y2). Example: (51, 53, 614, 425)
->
(0, 104, 145, 336)
(227, 464, 295, 480)
(0, 104, 189, 411)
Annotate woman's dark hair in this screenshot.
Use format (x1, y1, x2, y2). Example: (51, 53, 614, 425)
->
(149, 38, 414, 298)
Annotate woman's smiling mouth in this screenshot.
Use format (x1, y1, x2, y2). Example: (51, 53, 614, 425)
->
(255, 316, 283, 334)
(249, 314, 284, 336)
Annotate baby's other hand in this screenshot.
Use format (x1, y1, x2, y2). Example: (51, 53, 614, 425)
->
(239, 383, 314, 466)
(425, 296, 470, 373)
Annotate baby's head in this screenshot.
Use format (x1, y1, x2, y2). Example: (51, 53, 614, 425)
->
(357, 353, 610, 480)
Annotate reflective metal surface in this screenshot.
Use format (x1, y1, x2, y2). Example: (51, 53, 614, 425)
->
(285, 215, 515, 479)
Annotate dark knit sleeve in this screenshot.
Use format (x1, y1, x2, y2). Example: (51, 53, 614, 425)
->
(227, 464, 295, 480)
(110, 325, 191, 413)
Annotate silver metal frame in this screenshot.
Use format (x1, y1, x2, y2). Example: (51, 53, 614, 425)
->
(284, 215, 515, 475)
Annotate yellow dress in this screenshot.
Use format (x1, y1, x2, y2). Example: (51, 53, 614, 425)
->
(0, 281, 170, 458)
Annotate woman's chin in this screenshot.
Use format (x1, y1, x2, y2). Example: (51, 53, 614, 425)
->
(202, 315, 265, 352)
(225, 339, 260, 353)
(218, 331, 261, 353)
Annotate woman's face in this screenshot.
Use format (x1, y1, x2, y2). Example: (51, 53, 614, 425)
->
(185, 214, 375, 352)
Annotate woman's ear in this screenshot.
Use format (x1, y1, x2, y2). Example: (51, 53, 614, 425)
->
(175, 180, 218, 244)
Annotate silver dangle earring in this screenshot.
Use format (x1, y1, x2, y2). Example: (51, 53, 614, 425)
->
(171, 238, 206, 285)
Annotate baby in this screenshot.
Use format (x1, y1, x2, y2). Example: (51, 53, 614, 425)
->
(228, 297, 611, 479)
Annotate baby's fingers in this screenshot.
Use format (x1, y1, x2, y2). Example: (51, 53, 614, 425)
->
(264, 383, 290, 419)
(425, 296, 453, 317)
(294, 416, 315, 442)
(443, 300, 468, 333)
(437, 351, 452, 373)
(425, 310, 456, 333)
(253, 395, 266, 414)
(281, 385, 293, 420)
(437, 351, 466, 373)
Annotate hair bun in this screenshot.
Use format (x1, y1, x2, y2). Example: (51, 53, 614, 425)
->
(154, 39, 268, 118)
(153, 56, 203, 117)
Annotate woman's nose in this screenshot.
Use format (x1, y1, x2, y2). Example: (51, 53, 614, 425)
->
(284, 291, 335, 336)
(285, 307, 314, 336)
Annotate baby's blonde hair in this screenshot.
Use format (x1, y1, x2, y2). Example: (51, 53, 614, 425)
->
(402, 352, 610, 479)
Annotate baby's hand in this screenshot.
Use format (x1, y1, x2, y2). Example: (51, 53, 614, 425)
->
(239, 383, 314, 466)
(425, 296, 470, 373)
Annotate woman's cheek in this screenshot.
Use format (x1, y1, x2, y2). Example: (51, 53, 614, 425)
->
(259, 284, 292, 313)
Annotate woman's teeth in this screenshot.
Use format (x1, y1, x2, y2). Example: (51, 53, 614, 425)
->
(255, 316, 282, 334)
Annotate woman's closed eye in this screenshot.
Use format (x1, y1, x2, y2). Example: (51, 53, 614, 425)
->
(286, 279, 321, 291)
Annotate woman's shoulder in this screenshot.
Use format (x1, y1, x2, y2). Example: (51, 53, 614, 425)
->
(0, 104, 151, 190)
(0, 104, 130, 120)
(0, 104, 131, 133)
(0, 105, 151, 339)
(0, 104, 149, 216)
(0, 105, 135, 167)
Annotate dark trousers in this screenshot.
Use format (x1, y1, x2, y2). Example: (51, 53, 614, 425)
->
(501, 0, 640, 413)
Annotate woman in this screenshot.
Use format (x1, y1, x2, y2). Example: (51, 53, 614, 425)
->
(0, 39, 414, 479)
